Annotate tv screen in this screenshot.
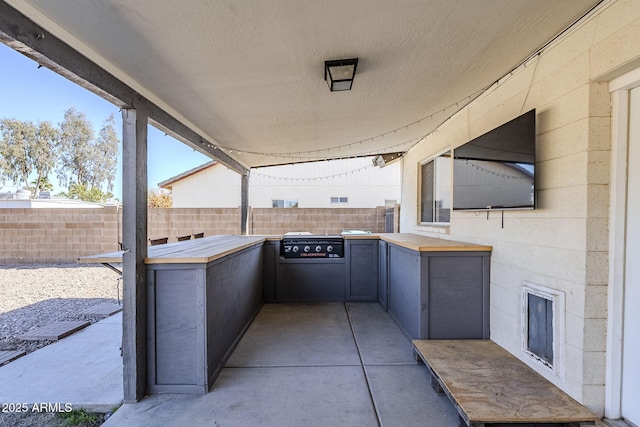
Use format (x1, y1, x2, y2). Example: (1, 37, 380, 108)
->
(453, 109, 535, 210)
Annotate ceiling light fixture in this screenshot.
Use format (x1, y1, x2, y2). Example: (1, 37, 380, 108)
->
(324, 58, 358, 91)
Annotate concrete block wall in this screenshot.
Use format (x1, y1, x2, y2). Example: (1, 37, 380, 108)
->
(0, 207, 121, 264)
(249, 207, 386, 235)
(1, 207, 387, 264)
(147, 208, 241, 241)
(399, 1, 640, 414)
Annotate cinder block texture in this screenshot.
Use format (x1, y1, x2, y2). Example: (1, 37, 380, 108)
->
(1, 207, 387, 264)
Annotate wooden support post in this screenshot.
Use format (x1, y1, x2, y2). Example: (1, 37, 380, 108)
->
(241, 170, 249, 235)
(121, 108, 148, 402)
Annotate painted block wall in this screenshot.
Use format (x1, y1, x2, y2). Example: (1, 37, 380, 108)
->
(169, 165, 242, 208)
(167, 157, 401, 208)
(399, 0, 640, 414)
(249, 207, 387, 236)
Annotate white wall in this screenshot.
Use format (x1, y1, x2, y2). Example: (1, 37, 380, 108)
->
(250, 158, 401, 208)
(400, 0, 640, 414)
(169, 164, 242, 208)
(169, 157, 401, 208)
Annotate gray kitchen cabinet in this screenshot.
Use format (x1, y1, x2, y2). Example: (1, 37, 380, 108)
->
(146, 242, 263, 394)
(385, 239, 490, 340)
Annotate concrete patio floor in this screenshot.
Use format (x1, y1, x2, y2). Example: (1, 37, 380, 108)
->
(0, 312, 123, 413)
(104, 302, 460, 426)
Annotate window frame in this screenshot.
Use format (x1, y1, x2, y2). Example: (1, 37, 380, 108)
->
(271, 199, 299, 208)
(418, 150, 452, 225)
(330, 196, 349, 205)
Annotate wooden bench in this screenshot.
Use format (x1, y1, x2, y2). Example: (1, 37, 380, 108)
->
(412, 340, 599, 427)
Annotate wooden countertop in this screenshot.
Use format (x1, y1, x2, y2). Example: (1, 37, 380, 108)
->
(80, 233, 490, 265)
(79, 235, 265, 265)
(344, 233, 492, 252)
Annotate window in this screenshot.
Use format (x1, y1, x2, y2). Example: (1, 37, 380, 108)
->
(272, 199, 298, 208)
(330, 197, 348, 204)
(420, 152, 451, 223)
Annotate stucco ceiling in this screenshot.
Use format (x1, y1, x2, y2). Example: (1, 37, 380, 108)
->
(8, 0, 601, 168)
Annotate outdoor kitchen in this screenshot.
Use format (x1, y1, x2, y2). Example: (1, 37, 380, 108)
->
(82, 232, 492, 394)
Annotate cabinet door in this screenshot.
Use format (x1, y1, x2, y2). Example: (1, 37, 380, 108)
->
(346, 240, 378, 301)
(426, 254, 486, 339)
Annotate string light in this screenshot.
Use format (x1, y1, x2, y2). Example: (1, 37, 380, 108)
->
(213, 89, 488, 160)
(462, 160, 532, 181)
(251, 164, 373, 182)
(196, 54, 539, 163)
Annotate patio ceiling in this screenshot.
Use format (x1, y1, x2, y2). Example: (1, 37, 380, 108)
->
(5, 0, 600, 169)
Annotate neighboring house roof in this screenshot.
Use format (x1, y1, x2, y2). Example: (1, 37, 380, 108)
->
(158, 161, 219, 189)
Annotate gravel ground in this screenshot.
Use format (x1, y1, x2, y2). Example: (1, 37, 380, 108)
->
(0, 264, 122, 427)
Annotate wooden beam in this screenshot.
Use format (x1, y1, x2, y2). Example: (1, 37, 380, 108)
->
(121, 107, 148, 402)
(241, 171, 249, 235)
(0, 1, 248, 175)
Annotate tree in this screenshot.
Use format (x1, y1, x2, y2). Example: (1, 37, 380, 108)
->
(1, 108, 119, 202)
(58, 183, 113, 204)
(148, 188, 172, 208)
(0, 118, 59, 196)
(89, 114, 119, 192)
(56, 108, 94, 189)
(56, 108, 119, 196)
(30, 121, 59, 196)
(31, 176, 54, 192)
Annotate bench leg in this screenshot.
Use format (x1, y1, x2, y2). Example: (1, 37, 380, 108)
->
(460, 415, 486, 427)
(412, 347, 425, 364)
(430, 374, 445, 395)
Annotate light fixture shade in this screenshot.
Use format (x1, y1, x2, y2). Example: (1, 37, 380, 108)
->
(324, 58, 358, 91)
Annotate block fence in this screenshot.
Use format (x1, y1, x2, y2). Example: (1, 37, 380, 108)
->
(0, 206, 387, 264)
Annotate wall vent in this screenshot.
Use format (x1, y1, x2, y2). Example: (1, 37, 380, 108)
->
(522, 282, 565, 379)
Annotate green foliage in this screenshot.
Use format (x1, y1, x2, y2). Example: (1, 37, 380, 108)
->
(57, 108, 119, 194)
(56, 108, 94, 188)
(0, 118, 59, 196)
(56, 408, 102, 427)
(91, 114, 119, 192)
(59, 183, 114, 204)
(31, 176, 54, 192)
(0, 107, 119, 202)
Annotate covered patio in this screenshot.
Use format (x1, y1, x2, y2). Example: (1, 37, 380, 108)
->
(102, 302, 460, 426)
(2, 1, 640, 425)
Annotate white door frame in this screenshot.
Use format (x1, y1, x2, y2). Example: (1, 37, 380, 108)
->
(606, 67, 640, 419)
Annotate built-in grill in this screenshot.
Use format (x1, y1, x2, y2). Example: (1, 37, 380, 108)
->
(281, 235, 344, 258)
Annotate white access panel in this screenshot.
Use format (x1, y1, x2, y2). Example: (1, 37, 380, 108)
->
(622, 85, 640, 425)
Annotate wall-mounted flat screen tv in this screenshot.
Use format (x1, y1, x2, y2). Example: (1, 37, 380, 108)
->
(453, 109, 535, 211)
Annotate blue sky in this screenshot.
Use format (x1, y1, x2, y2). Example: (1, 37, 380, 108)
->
(0, 44, 210, 200)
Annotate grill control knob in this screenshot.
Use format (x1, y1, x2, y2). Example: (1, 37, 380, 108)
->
(304, 245, 311, 253)
(315, 245, 322, 252)
(327, 245, 334, 253)
(292, 246, 299, 253)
